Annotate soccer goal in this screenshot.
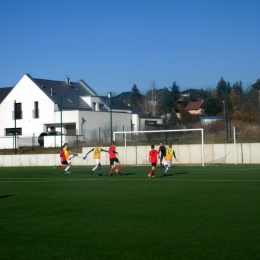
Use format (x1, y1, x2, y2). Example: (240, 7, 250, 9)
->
(113, 128, 205, 166)
(204, 126, 238, 166)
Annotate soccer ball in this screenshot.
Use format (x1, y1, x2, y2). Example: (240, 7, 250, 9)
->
(115, 169, 118, 173)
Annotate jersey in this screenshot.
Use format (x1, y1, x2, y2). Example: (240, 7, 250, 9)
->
(60, 147, 69, 161)
(165, 148, 175, 161)
(158, 145, 166, 157)
(93, 147, 103, 159)
(108, 145, 117, 159)
(149, 149, 159, 163)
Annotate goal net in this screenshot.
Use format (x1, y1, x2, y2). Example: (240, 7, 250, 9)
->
(113, 129, 205, 166)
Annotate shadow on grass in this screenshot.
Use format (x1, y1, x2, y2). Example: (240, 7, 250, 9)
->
(159, 171, 188, 177)
(0, 195, 13, 199)
(119, 172, 137, 176)
(78, 171, 90, 174)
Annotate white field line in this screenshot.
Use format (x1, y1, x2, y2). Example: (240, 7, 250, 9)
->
(0, 178, 260, 183)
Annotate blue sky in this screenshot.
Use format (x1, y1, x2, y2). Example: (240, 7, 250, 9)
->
(1, 0, 259, 95)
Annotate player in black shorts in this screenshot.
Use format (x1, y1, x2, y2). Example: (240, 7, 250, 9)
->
(158, 142, 166, 168)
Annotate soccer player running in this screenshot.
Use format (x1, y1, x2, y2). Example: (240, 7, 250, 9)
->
(54, 143, 78, 174)
(85, 143, 108, 176)
(158, 142, 166, 168)
(148, 144, 159, 178)
(108, 141, 121, 176)
(163, 143, 177, 175)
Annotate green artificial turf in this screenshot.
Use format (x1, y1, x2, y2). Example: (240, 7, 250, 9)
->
(1, 165, 260, 260)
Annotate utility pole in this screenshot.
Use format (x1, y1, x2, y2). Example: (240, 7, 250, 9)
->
(225, 83, 229, 143)
(164, 87, 168, 144)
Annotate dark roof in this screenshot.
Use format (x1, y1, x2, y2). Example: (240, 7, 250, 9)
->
(180, 89, 198, 95)
(115, 91, 131, 99)
(101, 95, 133, 111)
(0, 87, 13, 104)
(27, 74, 136, 112)
(28, 74, 107, 111)
(185, 100, 204, 111)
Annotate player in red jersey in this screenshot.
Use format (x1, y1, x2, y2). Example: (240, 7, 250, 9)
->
(108, 141, 121, 176)
(148, 144, 159, 178)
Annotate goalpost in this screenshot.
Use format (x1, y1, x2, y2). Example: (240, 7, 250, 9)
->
(113, 128, 205, 167)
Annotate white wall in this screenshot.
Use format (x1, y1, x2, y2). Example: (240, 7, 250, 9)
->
(0, 137, 19, 149)
(79, 110, 133, 132)
(1, 143, 260, 167)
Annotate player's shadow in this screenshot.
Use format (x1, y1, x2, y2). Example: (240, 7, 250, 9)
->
(0, 195, 13, 199)
(78, 171, 90, 174)
(119, 172, 137, 176)
(160, 171, 188, 177)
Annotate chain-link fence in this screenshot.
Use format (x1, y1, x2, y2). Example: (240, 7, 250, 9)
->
(1, 121, 260, 153)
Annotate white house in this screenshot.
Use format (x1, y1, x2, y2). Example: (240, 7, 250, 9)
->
(0, 74, 135, 141)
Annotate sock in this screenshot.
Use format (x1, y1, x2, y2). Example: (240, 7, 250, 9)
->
(164, 167, 169, 174)
(152, 170, 154, 175)
(98, 165, 101, 173)
(117, 165, 121, 172)
(92, 166, 97, 172)
(65, 166, 70, 172)
(110, 167, 114, 173)
(57, 165, 63, 168)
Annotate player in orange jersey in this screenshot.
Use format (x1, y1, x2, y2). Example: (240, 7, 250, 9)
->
(54, 143, 78, 174)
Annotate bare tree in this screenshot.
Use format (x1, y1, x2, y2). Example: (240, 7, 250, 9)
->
(101, 121, 120, 143)
(101, 122, 110, 143)
(138, 81, 163, 116)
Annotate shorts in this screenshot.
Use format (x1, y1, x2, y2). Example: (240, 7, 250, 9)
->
(110, 158, 120, 166)
(67, 154, 76, 164)
(61, 154, 76, 165)
(151, 162, 157, 167)
(94, 159, 101, 165)
(163, 160, 172, 167)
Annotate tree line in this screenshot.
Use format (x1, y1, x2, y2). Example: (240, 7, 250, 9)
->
(125, 77, 260, 125)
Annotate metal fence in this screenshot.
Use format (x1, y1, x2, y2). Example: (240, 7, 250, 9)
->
(1, 121, 260, 152)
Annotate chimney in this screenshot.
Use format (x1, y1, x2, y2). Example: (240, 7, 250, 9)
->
(64, 76, 70, 85)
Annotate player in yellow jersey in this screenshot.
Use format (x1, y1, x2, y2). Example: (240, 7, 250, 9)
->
(163, 143, 177, 175)
(85, 143, 108, 176)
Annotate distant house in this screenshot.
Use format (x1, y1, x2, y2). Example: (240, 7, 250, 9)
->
(115, 91, 132, 106)
(180, 89, 197, 98)
(185, 99, 204, 115)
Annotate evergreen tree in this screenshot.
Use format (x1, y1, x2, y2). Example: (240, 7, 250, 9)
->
(202, 98, 222, 116)
(232, 80, 243, 95)
(216, 77, 231, 99)
(189, 89, 209, 101)
(169, 82, 180, 102)
(129, 84, 141, 105)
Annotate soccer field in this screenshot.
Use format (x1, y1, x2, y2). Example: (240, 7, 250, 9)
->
(1, 165, 260, 260)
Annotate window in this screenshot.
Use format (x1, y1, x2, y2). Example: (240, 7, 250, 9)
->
(33, 101, 39, 118)
(6, 128, 22, 136)
(13, 103, 22, 119)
